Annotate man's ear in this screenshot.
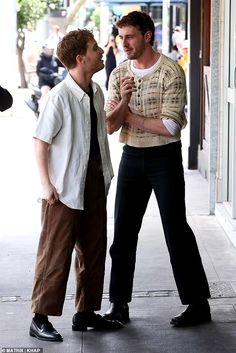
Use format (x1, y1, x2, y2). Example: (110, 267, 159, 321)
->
(76, 54, 84, 64)
(144, 31, 152, 43)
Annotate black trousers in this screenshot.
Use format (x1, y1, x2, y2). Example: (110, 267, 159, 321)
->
(109, 141, 210, 305)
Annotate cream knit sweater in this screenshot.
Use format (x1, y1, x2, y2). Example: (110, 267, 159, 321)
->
(106, 54, 187, 147)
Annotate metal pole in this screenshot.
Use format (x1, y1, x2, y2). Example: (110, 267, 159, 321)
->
(162, 0, 170, 54)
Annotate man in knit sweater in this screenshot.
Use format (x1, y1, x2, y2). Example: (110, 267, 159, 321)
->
(103, 11, 211, 328)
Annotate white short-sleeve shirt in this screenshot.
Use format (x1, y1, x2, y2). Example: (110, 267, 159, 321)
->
(34, 73, 114, 210)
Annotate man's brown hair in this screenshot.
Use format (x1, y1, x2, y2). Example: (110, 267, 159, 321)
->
(56, 29, 94, 69)
(116, 11, 155, 46)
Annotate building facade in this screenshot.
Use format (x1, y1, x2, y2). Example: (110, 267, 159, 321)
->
(213, 0, 236, 247)
(189, 0, 236, 246)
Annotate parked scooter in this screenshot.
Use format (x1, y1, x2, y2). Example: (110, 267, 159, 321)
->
(25, 71, 65, 118)
(25, 42, 66, 117)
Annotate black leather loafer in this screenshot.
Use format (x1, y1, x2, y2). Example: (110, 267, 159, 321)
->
(103, 303, 130, 324)
(72, 312, 124, 331)
(170, 302, 212, 327)
(29, 319, 63, 342)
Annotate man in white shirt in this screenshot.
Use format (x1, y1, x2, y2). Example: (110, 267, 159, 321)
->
(29, 29, 122, 343)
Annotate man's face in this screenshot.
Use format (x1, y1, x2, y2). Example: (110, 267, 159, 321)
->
(118, 26, 147, 60)
(44, 47, 53, 57)
(83, 39, 104, 74)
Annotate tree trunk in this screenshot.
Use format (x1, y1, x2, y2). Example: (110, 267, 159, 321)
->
(66, 0, 86, 25)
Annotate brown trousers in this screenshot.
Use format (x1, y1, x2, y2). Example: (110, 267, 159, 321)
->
(31, 157, 107, 316)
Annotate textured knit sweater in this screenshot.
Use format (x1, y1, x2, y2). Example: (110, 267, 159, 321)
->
(106, 54, 187, 147)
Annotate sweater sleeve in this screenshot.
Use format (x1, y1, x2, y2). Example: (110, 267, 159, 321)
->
(161, 64, 187, 129)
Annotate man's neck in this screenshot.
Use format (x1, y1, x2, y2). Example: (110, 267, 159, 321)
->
(132, 49, 160, 69)
(69, 69, 92, 93)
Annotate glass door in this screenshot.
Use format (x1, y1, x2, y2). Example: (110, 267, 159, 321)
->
(223, 0, 236, 218)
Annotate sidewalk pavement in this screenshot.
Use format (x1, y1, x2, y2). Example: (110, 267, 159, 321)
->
(1, 82, 236, 353)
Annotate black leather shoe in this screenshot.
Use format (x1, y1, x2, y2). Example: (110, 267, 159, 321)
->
(103, 303, 130, 324)
(170, 302, 211, 327)
(29, 319, 63, 342)
(72, 312, 124, 331)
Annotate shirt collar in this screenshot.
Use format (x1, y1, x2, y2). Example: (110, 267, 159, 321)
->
(65, 73, 98, 100)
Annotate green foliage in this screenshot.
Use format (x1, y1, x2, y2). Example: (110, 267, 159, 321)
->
(91, 6, 101, 28)
(17, 0, 63, 30)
